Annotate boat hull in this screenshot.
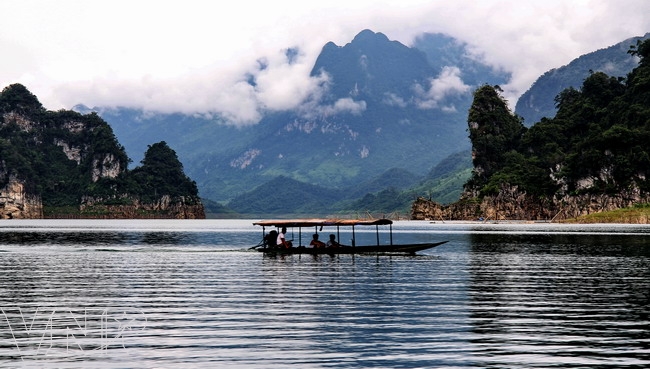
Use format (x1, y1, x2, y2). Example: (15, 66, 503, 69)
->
(256, 241, 448, 255)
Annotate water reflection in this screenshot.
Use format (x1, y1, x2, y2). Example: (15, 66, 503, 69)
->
(0, 221, 648, 367)
(469, 232, 650, 257)
(0, 231, 132, 245)
(468, 232, 650, 367)
(0, 231, 259, 251)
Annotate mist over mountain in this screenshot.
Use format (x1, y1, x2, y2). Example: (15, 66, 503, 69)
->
(77, 30, 647, 216)
(82, 30, 508, 213)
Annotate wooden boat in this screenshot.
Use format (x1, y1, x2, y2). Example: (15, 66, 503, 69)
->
(252, 218, 447, 255)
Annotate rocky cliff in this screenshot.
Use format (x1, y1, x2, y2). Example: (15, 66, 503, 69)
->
(0, 84, 205, 219)
(0, 174, 43, 219)
(412, 184, 650, 222)
(70, 195, 206, 219)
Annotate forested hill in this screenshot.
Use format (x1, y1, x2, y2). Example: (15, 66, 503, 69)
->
(0, 84, 204, 219)
(413, 38, 650, 221)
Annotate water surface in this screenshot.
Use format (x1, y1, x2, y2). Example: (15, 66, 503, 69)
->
(0, 220, 648, 368)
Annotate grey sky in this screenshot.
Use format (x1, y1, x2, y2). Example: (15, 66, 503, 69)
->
(1, 0, 648, 124)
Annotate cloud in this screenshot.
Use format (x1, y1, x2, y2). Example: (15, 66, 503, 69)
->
(54, 47, 331, 125)
(1, 0, 649, 124)
(382, 93, 408, 108)
(298, 96, 368, 120)
(413, 66, 471, 110)
(327, 98, 367, 116)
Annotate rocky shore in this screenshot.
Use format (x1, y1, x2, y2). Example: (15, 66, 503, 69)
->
(411, 184, 650, 223)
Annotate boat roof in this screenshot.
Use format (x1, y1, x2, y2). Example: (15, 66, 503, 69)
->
(253, 218, 393, 228)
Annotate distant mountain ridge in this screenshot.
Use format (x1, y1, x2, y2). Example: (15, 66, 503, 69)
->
(78, 30, 648, 216)
(515, 33, 650, 125)
(86, 30, 509, 214)
(313, 30, 435, 101)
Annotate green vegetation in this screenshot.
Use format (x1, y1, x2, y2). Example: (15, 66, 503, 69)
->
(465, 85, 526, 194)
(464, 39, 650, 203)
(562, 204, 650, 223)
(225, 158, 469, 216)
(0, 84, 128, 204)
(0, 84, 201, 216)
(128, 141, 200, 204)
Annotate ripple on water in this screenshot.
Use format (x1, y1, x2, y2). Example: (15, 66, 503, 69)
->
(0, 221, 648, 368)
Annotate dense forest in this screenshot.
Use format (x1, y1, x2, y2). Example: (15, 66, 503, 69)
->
(464, 38, 650, 205)
(0, 84, 202, 218)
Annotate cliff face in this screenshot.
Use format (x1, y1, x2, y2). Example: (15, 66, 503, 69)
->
(0, 84, 205, 219)
(412, 184, 650, 222)
(0, 174, 42, 219)
(74, 195, 206, 219)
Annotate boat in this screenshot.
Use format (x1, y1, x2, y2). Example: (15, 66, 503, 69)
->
(252, 218, 447, 255)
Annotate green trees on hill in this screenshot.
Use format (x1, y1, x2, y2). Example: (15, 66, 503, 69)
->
(0, 83, 44, 116)
(466, 85, 526, 193)
(465, 38, 650, 200)
(0, 84, 200, 214)
(129, 142, 200, 203)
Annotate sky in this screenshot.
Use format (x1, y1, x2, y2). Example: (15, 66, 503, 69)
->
(2, 0, 649, 125)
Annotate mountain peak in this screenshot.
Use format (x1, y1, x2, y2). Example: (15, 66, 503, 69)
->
(351, 29, 390, 44)
(311, 29, 433, 99)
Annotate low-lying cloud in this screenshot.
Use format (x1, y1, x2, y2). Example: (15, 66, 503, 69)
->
(413, 66, 471, 110)
(1, 0, 649, 125)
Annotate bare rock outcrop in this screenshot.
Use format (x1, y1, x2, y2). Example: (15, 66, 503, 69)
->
(75, 195, 206, 219)
(412, 184, 650, 222)
(0, 174, 43, 219)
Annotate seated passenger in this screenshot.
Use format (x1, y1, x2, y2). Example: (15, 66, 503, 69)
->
(277, 227, 292, 248)
(326, 234, 341, 247)
(309, 233, 326, 248)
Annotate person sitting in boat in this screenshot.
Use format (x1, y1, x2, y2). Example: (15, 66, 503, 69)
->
(326, 234, 341, 248)
(309, 233, 326, 248)
(277, 227, 292, 248)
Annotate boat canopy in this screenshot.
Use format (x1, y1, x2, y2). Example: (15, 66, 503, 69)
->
(253, 218, 393, 228)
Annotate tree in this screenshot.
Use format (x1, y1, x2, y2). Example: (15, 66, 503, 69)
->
(464, 39, 650, 200)
(466, 85, 526, 192)
(0, 83, 45, 116)
(129, 141, 200, 202)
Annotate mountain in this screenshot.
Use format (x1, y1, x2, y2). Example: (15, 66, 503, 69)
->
(515, 33, 650, 125)
(0, 84, 204, 219)
(87, 30, 509, 211)
(74, 30, 650, 216)
(225, 166, 422, 216)
(227, 176, 344, 216)
(414, 38, 650, 221)
(411, 33, 511, 87)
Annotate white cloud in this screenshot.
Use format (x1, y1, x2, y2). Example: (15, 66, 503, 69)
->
(382, 93, 408, 108)
(252, 50, 330, 112)
(1, 0, 649, 123)
(414, 66, 471, 109)
(299, 97, 368, 120)
(331, 98, 367, 115)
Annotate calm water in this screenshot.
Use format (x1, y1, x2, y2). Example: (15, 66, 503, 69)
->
(0, 219, 648, 368)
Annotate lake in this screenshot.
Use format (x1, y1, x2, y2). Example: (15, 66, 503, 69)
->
(0, 219, 648, 368)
